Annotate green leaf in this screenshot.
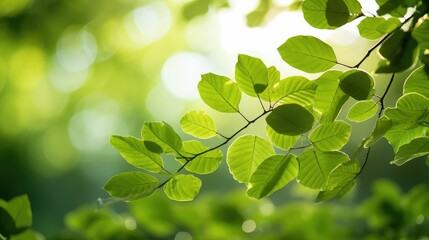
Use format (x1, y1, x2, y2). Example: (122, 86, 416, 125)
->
(141, 121, 182, 154)
(110, 136, 164, 173)
(404, 66, 429, 98)
(314, 71, 349, 124)
(391, 137, 429, 166)
(0, 207, 15, 238)
(266, 124, 300, 150)
(339, 69, 374, 100)
(103, 171, 159, 201)
(309, 120, 351, 151)
(163, 174, 202, 201)
(364, 116, 392, 148)
(272, 76, 317, 107)
(347, 100, 378, 122)
(9, 229, 39, 240)
(413, 17, 429, 49)
(357, 17, 401, 39)
(6, 195, 32, 230)
(327, 160, 360, 187)
(198, 73, 241, 113)
(178, 140, 222, 174)
(266, 104, 314, 135)
(247, 154, 299, 199)
(227, 135, 275, 184)
(235, 54, 268, 96)
(259, 66, 281, 102)
(302, 0, 362, 29)
(278, 35, 337, 73)
(297, 148, 349, 190)
(376, 0, 407, 17)
(317, 180, 355, 202)
(180, 110, 217, 139)
(246, 0, 270, 27)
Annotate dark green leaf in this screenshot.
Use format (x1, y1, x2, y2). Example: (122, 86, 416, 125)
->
(302, 0, 362, 29)
(110, 136, 164, 172)
(376, 0, 407, 17)
(404, 66, 429, 97)
(247, 154, 298, 199)
(198, 73, 242, 113)
(103, 171, 159, 201)
(339, 69, 374, 100)
(278, 35, 337, 73)
(347, 100, 378, 122)
(163, 174, 202, 201)
(0, 207, 16, 238)
(357, 17, 401, 39)
(180, 110, 217, 139)
(272, 76, 317, 107)
(309, 120, 351, 151)
(141, 121, 182, 154)
(144, 141, 163, 154)
(392, 137, 429, 165)
(235, 54, 269, 96)
(266, 104, 315, 135)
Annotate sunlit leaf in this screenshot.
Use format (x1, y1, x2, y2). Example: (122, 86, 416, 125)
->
(178, 140, 223, 174)
(391, 137, 429, 166)
(6, 195, 32, 230)
(278, 35, 337, 73)
(357, 17, 400, 39)
(272, 76, 317, 106)
(302, 0, 362, 29)
(364, 116, 392, 148)
(142, 122, 182, 154)
(317, 180, 355, 202)
(180, 110, 217, 139)
(227, 135, 274, 184)
(259, 66, 281, 102)
(309, 120, 351, 151)
(339, 69, 374, 100)
(314, 71, 349, 124)
(297, 148, 349, 190)
(266, 104, 314, 135)
(327, 160, 360, 187)
(246, 0, 270, 27)
(235, 54, 269, 96)
(163, 174, 202, 201)
(347, 100, 378, 122)
(376, 0, 407, 17)
(266, 124, 300, 150)
(404, 66, 429, 97)
(110, 136, 164, 173)
(413, 17, 429, 49)
(198, 73, 242, 113)
(9, 229, 39, 240)
(103, 172, 159, 201)
(247, 154, 298, 199)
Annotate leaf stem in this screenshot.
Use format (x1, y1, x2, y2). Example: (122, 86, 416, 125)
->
(378, 73, 395, 117)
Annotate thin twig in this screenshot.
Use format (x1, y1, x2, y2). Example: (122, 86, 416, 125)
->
(378, 73, 395, 117)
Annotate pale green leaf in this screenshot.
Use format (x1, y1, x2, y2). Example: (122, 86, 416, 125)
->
(198, 73, 241, 113)
(110, 136, 164, 172)
(413, 17, 429, 49)
(278, 35, 337, 73)
(391, 137, 429, 166)
(259, 66, 281, 102)
(358, 17, 401, 39)
(178, 140, 222, 174)
(339, 69, 374, 100)
(141, 121, 182, 154)
(7, 195, 32, 229)
(314, 71, 349, 124)
(404, 66, 429, 98)
(347, 100, 378, 122)
(235, 54, 268, 96)
(272, 76, 317, 107)
(266, 124, 300, 150)
(247, 154, 298, 199)
(227, 135, 275, 184)
(266, 104, 314, 136)
(364, 116, 392, 147)
(163, 174, 202, 201)
(302, 0, 362, 29)
(309, 120, 351, 151)
(180, 110, 217, 139)
(103, 172, 159, 201)
(297, 148, 349, 190)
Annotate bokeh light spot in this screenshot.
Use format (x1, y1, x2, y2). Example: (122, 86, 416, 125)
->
(175, 231, 192, 240)
(242, 219, 257, 233)
(146, 84, 185, 121)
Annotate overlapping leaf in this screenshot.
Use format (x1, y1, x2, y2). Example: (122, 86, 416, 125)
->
(347, 100, 378, 122)
(227, 135, 274, 184)
(339, 69, 374, 100)
(376, 0, 408, 17)
(278, 36, 337, 73)
(266, 104, 314, 135)
(392, 137, 429, 165)
(142, 122, 182, 154)
(180, 110, 217, 139)
(177, 141, 223, 174)
(413, 17, 429, 49)
(198, 73, 242, 113)
(235, 54, 268, 96)
(364, 116, 392, 148)
(271, 76, 317, 106)
(247, 154, 298, 199)
(259, 66, 281, 102)
(358, 17, 400, 39)
(163, 174, 202, 201)
(309, 121, 351, 151)
(103, 172, 159, 201)
(266, 124, 300, 150)
(404, 66, 429, 97)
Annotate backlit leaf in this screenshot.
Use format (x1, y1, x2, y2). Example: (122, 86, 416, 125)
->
(327, 160, 360, 187)
(103, 172, 159, 201)
(198, 73, 241, 113)
(142, 122, 182, 154)
(309, 120, 351, 151)
(235, 54, 268, 96)
(7, 195, 32, 230)
(259, 66, 281, 102)
(392, 137, 429, 166)
(180, 110, 217, 139)
(227, 135, 274, 184)
(163, 174, 202, 201)
(357, 17, 400, 39)
(413, 17, 429, 49)
(339, 69, 374, 100)
(376, 0, 407, 17)
(272, 76, 317, 107)
(266, 124, 300, 150)
(347, 100, 378, 122)
(278, 35, 337, 73)
(404, 66, 429, 97)
(247, 154, 298, 199)
(266, 104, 314, 135)
(317, 180, 355, 202)
(302, 0, 362, 29)
(110, 136, 164, 173)
(178, 141, 223, 174)
(364, 116, 392, 148)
